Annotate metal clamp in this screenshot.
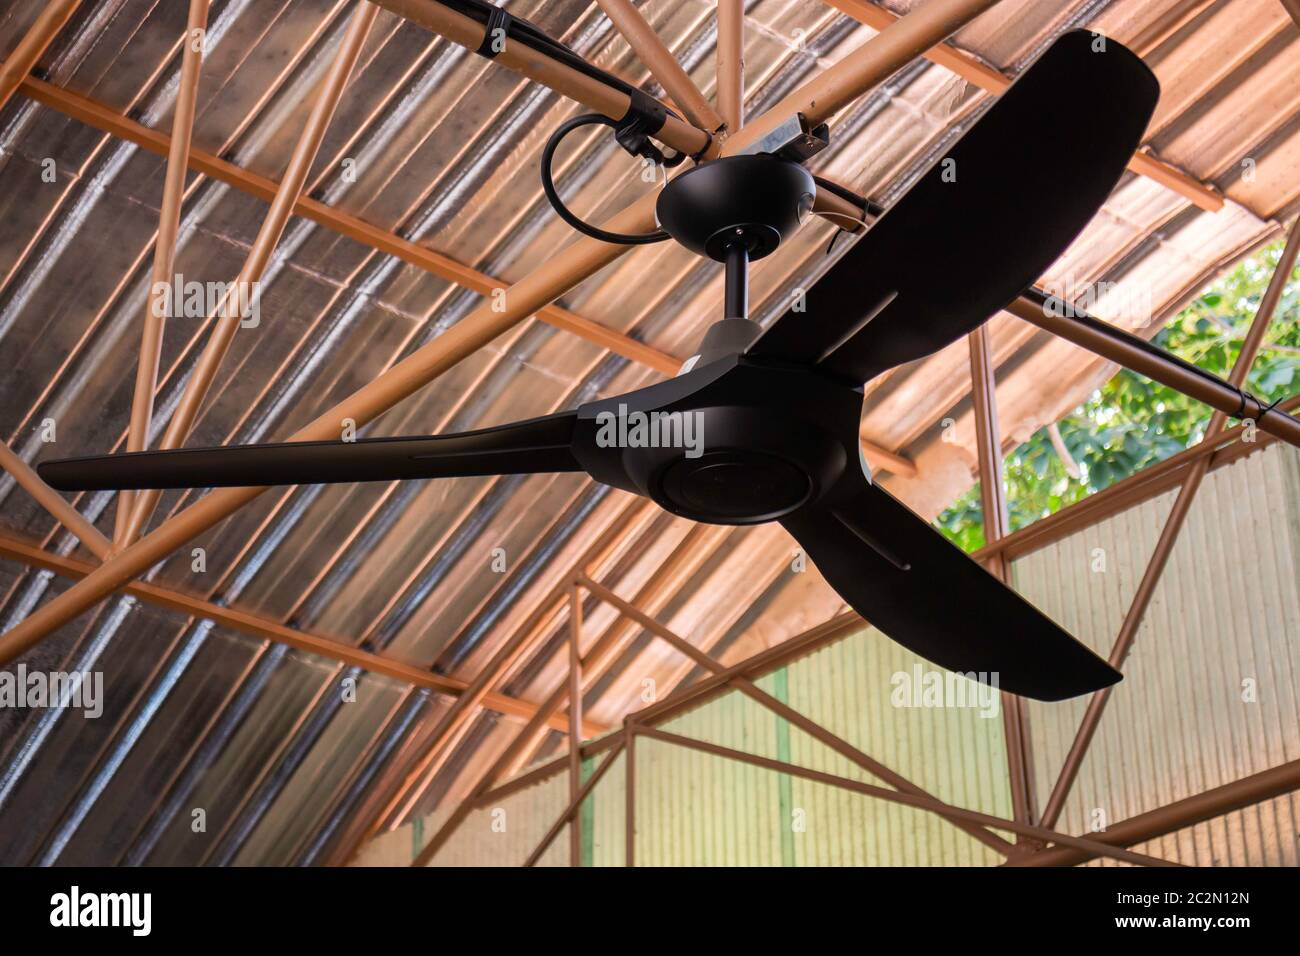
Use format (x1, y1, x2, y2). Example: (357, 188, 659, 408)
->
(734, 112, 828, 162)
(615, 89, 693, 166)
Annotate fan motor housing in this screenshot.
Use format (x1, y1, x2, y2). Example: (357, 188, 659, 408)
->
(655, 155, 816, 261)
(654, 447, 814, 524)
(574, 358, 857, 526)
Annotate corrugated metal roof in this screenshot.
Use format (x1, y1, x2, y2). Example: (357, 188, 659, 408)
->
(0, 0, 1297, 864)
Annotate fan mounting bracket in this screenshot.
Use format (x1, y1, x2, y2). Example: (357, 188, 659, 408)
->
(655, 154, 816, 262)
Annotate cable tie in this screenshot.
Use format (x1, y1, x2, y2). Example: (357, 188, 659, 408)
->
(475, 6, 512, 59)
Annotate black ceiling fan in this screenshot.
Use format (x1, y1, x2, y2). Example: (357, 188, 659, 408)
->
(40, 30, 1159, 702)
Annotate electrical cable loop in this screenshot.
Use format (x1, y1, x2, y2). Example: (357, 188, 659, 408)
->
(541, 112, 685, 246)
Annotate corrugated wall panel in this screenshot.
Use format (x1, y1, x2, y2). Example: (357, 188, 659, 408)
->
(586, 676, 786, 866)
(784, 627, 1011, 866)
(587, 632, 1014, 866)
(378, 635, 1014, 866)
(416, 771, 570, 867)
(1014, 441, 1300, 865)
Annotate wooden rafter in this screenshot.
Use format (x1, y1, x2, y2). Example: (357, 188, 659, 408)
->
(967, 324, 1037, 834)
(0, 442, 111, 559)
(1282, 0, 1300, 32)
(594, 0, 724, 133)
(716, 0, 745, 133)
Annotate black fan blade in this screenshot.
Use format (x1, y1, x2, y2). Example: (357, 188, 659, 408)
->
(38, 412, 582, 490)
(782, 474, 1119, 701)
(748, 29, 1159, 384)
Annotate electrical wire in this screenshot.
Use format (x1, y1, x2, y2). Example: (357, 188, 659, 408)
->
(438, 0, 648, 101)
(540, 113, 675, 245)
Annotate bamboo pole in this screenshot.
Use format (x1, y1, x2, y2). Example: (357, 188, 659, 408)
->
(0, 0, 80, 112)
(119, 3, 379, 545)
(1038, 215, 1300, 831)
(1008, 294, 1300, 451)
(624, 722, 636, 866)
(1012, 758, 1300, 867)
(716, 0, 744, 133)
(1280, 0, 1300, 32)
(567, 583, 584, 866)
(733, 0, 1002, 159)
(116, 0, 211, 547)
(372, 0, 709, 155)
(522, 740, 623, 867)
(595, 0, 723, 132)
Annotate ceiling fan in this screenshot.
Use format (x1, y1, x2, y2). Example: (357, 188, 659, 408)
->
(40, 30, 1159, 702)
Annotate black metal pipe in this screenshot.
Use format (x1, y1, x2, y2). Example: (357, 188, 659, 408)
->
(724, 242, 749, 320)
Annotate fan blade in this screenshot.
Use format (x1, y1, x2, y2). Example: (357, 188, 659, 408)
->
(748, 29, 1159, 384)
(782, 474, 1119, 700)
(38, 412, 583, 490)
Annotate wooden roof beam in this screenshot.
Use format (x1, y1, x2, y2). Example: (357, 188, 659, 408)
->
(0, 442, 112, 560)
(1282, 0, 1300, 32)
(594, 0, 725, 133)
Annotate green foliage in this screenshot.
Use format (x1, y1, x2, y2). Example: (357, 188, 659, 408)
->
(936, 240, 1300, 552)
